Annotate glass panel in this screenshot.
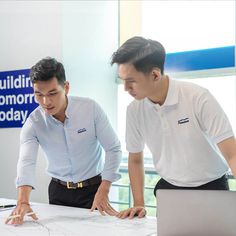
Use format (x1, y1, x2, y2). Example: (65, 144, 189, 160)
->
(142, 0, 235, 52)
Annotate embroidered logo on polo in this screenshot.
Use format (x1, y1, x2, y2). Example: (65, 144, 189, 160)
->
(77, 128, 86, 133)
(178, 118, 189, 125)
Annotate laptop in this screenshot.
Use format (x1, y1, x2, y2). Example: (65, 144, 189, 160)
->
(156, 189, 236, 236)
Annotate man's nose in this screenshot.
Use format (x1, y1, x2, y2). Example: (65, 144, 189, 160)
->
(124, 81, 130, 91)
(42, 96, 51, 105)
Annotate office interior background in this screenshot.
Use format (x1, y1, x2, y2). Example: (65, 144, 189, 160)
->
(0, 0, 235, 216)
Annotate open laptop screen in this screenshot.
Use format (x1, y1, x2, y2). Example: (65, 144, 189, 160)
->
(156, 189, 236, 236)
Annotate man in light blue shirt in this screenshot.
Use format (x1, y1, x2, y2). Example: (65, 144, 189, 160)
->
(6, 57, 121, 225)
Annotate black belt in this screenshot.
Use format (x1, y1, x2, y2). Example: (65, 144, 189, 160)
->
(52, 174, 102, 189)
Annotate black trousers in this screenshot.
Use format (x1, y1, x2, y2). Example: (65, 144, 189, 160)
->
(48, 179, 101, 209)
(154, 174, 229, 196)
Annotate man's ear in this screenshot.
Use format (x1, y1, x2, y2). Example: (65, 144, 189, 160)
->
(151, 68, 161, 81)
(64, 81, 70, 95)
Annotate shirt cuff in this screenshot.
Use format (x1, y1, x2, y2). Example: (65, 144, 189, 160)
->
(213, 131, 234, 144)
(101, 172, 121, 182)
(15, 177, 35, 189)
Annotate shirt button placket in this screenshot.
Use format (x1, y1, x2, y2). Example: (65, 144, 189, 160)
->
(63, 122, 70, 154)
(159, 110, 169, 133)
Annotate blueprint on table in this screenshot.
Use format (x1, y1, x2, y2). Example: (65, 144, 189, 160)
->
(0, 198, 157, 236)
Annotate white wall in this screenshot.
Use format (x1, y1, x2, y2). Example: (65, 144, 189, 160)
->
(0, 1, 118, 203)
(62, 1, 118, 126)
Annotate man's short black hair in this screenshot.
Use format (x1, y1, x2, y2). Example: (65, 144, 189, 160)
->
(30, 57, 66, 85)
(111, 36, 166, 74)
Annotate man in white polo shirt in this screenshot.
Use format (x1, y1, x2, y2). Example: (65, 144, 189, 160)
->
(111, 36, 236, 219)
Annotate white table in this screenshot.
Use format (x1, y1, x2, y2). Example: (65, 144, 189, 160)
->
(0, 198, 157, 236)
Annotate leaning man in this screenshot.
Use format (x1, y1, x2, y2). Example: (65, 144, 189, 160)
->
(6, 57, 121, 225)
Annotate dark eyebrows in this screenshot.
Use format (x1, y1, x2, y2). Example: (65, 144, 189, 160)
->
(124, 77, 135, 82)
(34, 89, 59, 94)
(34, 90, 42, 94)
(118, 75, 134, 81)
(48, 89, 59, 93)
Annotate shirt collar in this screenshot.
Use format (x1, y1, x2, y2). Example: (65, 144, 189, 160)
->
(163, 78, 179, 106)
(65, 96, 71, 119)
(144, 77, 179, 109)
(45, 96, 70, 124)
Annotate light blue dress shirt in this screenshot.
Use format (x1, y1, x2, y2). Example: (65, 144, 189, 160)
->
(16, 96, 121, 188)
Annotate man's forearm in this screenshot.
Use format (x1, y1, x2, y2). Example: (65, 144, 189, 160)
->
(227, 155, 236, 180)
(128, 153, 145, 206)
(98, 180, 111, 192)
(17, 185, 32, 204)
(218, 137, 236, 181)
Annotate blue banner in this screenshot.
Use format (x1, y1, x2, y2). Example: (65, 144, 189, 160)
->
(165, 46, 235, 72)
(0, 69, 38, 128)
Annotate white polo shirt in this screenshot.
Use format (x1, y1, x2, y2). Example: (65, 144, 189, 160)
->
(126, 78, 234, 187)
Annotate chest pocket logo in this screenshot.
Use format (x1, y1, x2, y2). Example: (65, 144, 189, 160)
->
(178, 118, 189, 125)
(77, 128, 87, 133)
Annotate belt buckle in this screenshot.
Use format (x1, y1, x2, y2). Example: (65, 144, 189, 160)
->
(77, 182, 83, 188)
(66, 181, 77, 189)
